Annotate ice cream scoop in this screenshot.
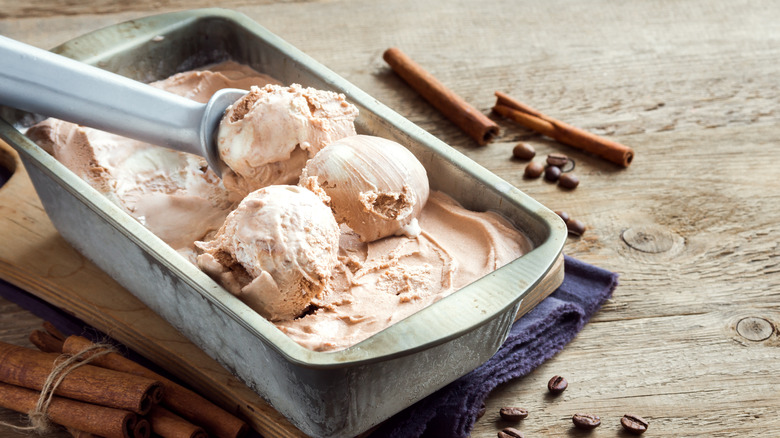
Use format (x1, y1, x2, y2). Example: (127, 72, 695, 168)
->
(195, 185, 340, 321)
(301, 135, 430, 242)
(0, 35, 241, 177)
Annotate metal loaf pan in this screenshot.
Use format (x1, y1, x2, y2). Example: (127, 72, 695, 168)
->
(0, 9, 566, 438)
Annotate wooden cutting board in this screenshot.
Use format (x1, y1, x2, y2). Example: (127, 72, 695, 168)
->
(0, 139, 563, 437)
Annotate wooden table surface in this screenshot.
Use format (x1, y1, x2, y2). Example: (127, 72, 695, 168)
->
(1, 1, 779, 437)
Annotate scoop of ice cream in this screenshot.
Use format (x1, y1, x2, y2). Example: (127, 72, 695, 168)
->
(301, 135, 430, 242)
(217, 83, 359, 198)
(195, 185, 340, 321)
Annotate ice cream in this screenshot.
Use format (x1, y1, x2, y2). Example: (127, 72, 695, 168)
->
(217, 84, 359, 198)
(27, 119, 231, 259)
(276, 191, 531, 351)
(147, 61, 282, 101)
(301, 135, 429, 242)
(26, 62, 279, 261)
(27, 62, 533, 352)
(195, 185, 340, 321)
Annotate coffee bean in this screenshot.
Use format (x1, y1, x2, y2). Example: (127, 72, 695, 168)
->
(544, 165, 561, 181)
(547, 375, 568, 394)
(554, 211, 570, 222)
(499, 407, 528, 421)
(558, 173, 580, 189)
(572, 413, 601, 430)
(524, 161, 544, 179)
(546, 153, 569, 167)
(512, 142, 536, 160)
(497, 427, 524, 438)
(566, 218, 587, 236)
(621, 414, 649, 435)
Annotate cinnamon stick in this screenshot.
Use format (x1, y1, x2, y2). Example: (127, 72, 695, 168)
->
(133, 418, 151, 438)
(67, 427, 99, 438)
(42, 321, 66, 341)
(148, 405, 208, 438)
(493, 91, 635, 167)
(383, 47, 499, 145)
(68, 422, 149, 438)
(62, 336, 248, 438)
(29, 329, 65, 353)
(0, 341, 162, 415)
(0, 381, 138, 438)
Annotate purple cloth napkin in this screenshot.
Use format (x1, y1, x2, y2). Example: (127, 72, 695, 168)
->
(371, 255, 618, 438)
(0, 255, 617, 438)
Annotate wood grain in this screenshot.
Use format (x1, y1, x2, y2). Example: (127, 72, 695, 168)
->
(2, 0, 780, 437)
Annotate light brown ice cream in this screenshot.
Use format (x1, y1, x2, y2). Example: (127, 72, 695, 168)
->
(217, 84, 359, 198)
(149, 61, 282, 103)
(26, 62, 279, 261)
(27, 119, 232, 260)
(301, 135, 429, 242)
(276, 191, 532, 351)
(196, 185, 340, 321)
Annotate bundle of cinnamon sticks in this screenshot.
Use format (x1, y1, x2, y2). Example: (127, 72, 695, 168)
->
(0, 322, 248, 438)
